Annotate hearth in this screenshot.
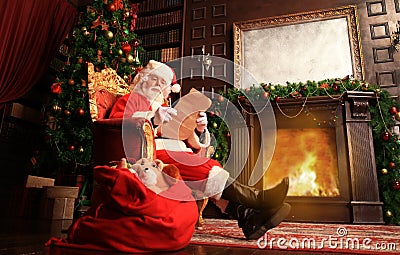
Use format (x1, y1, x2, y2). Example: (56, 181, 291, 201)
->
(233, 91, 384, 224)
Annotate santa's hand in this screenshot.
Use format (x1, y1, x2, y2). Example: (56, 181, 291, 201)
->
(196, 112, 208, 133)
(154, 106, 177, 125)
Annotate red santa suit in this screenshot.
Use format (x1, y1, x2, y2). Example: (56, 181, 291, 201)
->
(109, 92, 229, 200)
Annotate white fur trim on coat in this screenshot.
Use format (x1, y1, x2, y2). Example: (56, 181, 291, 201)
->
(132, 111, 154, 120)
(204, 166, 230, 200)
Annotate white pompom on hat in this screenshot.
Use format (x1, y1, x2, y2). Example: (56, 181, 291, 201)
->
(131, 60, 181, 93)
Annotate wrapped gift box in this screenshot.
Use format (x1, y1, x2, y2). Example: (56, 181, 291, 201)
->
(41, 186, 79, 220)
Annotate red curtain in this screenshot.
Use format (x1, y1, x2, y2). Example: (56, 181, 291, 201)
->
(0, 0, 77, 105)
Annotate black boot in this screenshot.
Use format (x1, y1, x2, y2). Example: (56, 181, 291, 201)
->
(225, 201, 291, 240)
(222, 177, 289, 209)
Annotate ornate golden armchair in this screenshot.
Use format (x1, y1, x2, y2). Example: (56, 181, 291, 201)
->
(88, 63, 208, 228)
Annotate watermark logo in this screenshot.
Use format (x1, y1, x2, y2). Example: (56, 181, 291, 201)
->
(257, 226, 397, 252)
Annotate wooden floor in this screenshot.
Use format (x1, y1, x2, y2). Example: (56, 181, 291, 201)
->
(0, 217, 362, 255)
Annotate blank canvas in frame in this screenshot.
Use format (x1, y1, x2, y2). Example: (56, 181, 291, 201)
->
(233, 6, 364, 88)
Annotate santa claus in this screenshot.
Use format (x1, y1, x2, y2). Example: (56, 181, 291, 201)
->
(109, 60, 291, 240)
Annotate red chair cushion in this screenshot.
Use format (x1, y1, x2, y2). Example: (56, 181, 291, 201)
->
(95, 89, 118, 119)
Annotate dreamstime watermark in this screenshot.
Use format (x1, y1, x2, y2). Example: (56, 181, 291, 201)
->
(257, 226, 397, 252)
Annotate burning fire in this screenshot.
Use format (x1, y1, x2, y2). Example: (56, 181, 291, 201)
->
(263, 128, 340, 197)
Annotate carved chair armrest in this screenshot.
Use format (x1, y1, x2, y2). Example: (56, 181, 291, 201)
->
(92, 118, 155, 166)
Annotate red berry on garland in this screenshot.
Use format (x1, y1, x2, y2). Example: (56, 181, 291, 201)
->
(392, 180, 400, 190)
(382, 132, 390, 141)
(274, 96, 280, 102)
(332, 84, 339, 91)
(121, 43, 131, 54)
(226, 132, 231, 137)
(238, 96, 245, 101)
(390, 106, 398, 115)
(262, 91, 270, 99)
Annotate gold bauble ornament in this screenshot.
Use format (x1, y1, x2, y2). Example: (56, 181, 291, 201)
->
(386, 210, 393, 217)
(118, 49, 123, 55)
(105, 30, 113, 39)
(270, 85, 276, 91)
(361, 82, 369, 91)
(381, 168, 388, 175)
(213, 122, 218, 128)
(127, 54, 134, 63)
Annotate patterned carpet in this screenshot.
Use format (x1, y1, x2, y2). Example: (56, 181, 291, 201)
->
(191, 219, 400, 254)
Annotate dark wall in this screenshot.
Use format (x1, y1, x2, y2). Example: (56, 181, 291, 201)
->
(183, 0, 400, 98)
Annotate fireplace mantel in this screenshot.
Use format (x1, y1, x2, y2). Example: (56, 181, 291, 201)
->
(232, 92, 384, 224)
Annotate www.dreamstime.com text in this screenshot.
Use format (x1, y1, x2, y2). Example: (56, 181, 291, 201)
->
(257, 227, 397, 251)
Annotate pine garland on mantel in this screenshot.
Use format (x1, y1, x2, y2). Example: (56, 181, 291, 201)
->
(208, 77, 400, 225)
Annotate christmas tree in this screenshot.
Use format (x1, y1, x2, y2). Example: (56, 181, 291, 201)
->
(35, 0, 142, 179)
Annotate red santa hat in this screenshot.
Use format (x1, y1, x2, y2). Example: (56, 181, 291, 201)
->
(132, 60, 181, 93)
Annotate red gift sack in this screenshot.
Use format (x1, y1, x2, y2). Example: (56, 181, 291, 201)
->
(46, 165, 198, 253)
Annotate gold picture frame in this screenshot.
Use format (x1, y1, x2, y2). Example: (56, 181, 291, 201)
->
(233, 5, 364, 88)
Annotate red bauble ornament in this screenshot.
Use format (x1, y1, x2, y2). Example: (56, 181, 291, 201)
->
(389, 162, 396, 169)
(68, 79, 75, 86)
(76, 108, 85, 116)
(218, 95, 225, 103)
(274, 96, 280, 102)
(390, 106, 398, 115)
(208, 111, 215, 117)
(69, 145, 75, 151)
(332, 84, 339, 91)
(50, 83, 62, 94)
(382, 132, 390, 141)
(392, 180, 400, 190)
(107, 3, 116, 12)
(131, 39, 140, 48)
(121, 43, 132, 54)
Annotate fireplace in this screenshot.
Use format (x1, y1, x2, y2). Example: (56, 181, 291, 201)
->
(232, 91, 384, 224)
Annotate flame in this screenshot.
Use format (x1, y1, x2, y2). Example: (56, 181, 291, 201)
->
(263, 128, 340, 197)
